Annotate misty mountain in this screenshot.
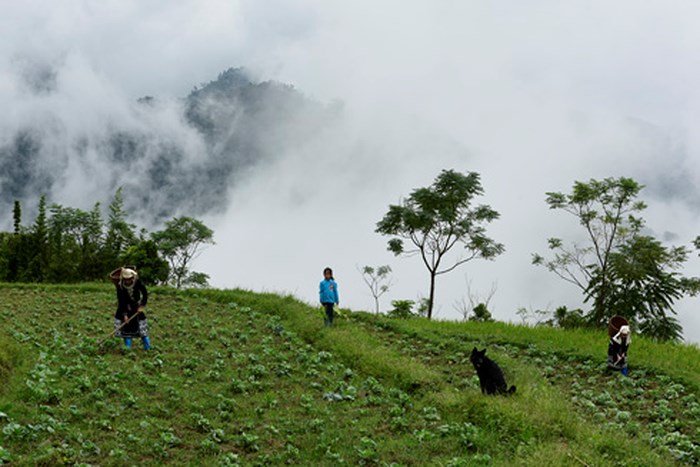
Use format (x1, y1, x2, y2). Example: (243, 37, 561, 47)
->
(0, 67, 336, 223)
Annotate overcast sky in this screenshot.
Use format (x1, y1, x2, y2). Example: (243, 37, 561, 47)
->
(3, 1, 700, 342)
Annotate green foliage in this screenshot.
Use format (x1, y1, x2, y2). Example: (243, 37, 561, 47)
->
(0, 191, 189, 286)
(6, 201, 28, 282)
(638, 316, 684, 343)
(376, 170, 504, 318)
(27, 195, 49, 282)
(469, 303, 493, 322)
(535, 177, 696, 339)
(46, 202, 105, 281)
(586, 235, 690, 341)
(183, 271, 211, 288)
(415, 297, 431, 318)
(12, 200, 21, 235)
(152, 216, 215, 288)
(119, 240, 170, 285)
(387, 300, 415, 319)
(534, 177, 645, 325)
(693, 236, 700, 251)
(103, 187, 137, 266)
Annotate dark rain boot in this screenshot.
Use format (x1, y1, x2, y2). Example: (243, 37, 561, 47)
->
(124, 338, 132, 349)
(142, 336, 151, 351)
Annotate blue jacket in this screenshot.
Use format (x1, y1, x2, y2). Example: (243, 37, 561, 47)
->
(319, 279, 339, 304)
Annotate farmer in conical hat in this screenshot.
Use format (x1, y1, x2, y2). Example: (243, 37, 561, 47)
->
(113, 267, 151, 350)
(608, 325, 631, 375)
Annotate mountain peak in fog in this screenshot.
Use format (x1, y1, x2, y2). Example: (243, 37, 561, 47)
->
(0, 66, 334, 225)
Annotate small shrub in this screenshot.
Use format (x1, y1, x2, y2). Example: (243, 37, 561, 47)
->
(388, 300, 415, 319)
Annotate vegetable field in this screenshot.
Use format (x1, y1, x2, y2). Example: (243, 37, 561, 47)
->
(1, 284, 699, 465)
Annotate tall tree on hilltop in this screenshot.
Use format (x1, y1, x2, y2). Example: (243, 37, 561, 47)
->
(533, 177, 646, 327)
(104, 187, 136, 266)
(152, 216, 215, 288)
(534, 177, 700, 339)
(28, 195, 49, 281)
(376, 169, 504, 319)
(587, 234, 697, 341)
(120, 239, 170, 285)
(47, 203, 104, 281)
(81, 203, 105, 279)
(7, 200, 24, 281)
(12, 200, 21, 234)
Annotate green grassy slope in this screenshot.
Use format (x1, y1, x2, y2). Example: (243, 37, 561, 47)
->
(0, 284, 698, 465)
(0, 335, 21, 395)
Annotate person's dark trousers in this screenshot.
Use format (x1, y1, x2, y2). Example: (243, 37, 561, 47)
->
(323, 302, 335, 327)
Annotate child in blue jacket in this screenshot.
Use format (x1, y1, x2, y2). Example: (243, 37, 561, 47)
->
(319, 267, 339, 327)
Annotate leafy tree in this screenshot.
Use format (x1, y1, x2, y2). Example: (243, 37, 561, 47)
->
(535, 177, 699, 339)
(587, 235, 694, 341)
(0, 195, 212, 286)
(120, 239, 170, 285)
(469, 303, 493, 322)
(183, 271, 211, 288)
(47, 203, 104, 281)
(6, 200, 37, 282)
(80, 203, 104, 280)
(47, 204, 76, 281)
(12, 200, 21, 234)
(453, 277, 497, 321)
(533, 177, 646, 326)
(376, 169, 504, 319)
(27, 195, 49, 281)
(7, 200, 24, 281)
(104, 187, 136, 266)
(152, 216, 215, 288)
(638, 315, 683, 343)
(359, 265, 393, 314)
(387, 300, 415, 319)
(415, 297, 431, 318)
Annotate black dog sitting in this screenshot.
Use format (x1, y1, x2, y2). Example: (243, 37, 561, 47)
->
(470, 347, 516, 395)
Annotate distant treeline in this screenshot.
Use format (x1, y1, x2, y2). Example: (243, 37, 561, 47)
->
(0, 188, 213, 287)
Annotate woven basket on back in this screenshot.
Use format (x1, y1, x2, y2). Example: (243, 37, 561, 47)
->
(608, 315, 628, 337)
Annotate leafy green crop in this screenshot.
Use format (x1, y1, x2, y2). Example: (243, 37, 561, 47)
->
(0, 284, 698, 465)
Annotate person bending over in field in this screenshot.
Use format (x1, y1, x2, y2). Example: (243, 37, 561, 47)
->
(112, 267, 151, 350)
(608, 325, 631, 376)
(319, 267, 339, 327)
